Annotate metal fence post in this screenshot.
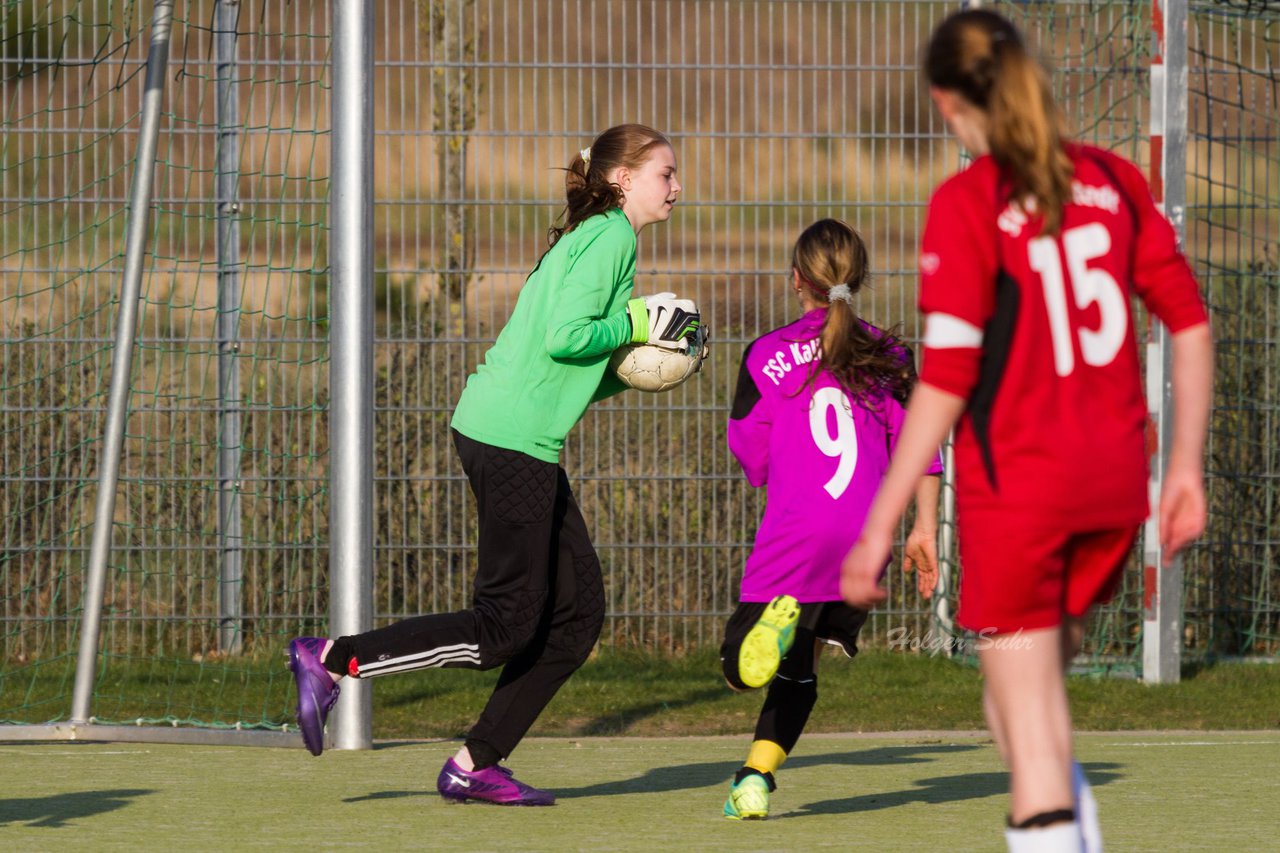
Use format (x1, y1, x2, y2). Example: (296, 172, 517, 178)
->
(215, 0, 244, 656)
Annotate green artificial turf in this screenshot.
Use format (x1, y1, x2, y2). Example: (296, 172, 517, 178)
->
(2, 733, 1278, 851)
(368, 648, 1280, 740)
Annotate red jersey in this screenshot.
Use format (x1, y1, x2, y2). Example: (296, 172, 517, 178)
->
(918, 144, 1208, 528)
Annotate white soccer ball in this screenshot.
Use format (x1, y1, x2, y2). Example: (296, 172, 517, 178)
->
(609, 342, 702, 393)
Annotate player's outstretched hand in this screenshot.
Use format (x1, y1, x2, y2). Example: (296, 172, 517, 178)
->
(840, 530, 893, 609)
(1159, 464, 1206, 565)
(903, 524, 938, 600)
(628, 292, 701, 350)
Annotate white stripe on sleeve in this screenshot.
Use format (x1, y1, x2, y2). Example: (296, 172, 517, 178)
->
(924, 313, 984, 349)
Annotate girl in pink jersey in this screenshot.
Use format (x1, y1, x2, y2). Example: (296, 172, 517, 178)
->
(841, 10, 1212, 852)
(720, 218, 942, 820)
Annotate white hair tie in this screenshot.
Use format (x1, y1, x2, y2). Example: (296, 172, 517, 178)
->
(827, 283, 855, 304)
(580, 147, 592, 167)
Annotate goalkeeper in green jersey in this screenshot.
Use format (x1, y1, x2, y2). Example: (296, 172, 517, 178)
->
(287, 124, 700, 805)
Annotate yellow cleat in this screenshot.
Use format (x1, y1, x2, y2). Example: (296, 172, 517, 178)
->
(723, 773, 771, 820)
(738, 595, 800, 688)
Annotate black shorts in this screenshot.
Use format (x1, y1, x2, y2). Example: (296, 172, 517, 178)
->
(720, 600, 869, 689)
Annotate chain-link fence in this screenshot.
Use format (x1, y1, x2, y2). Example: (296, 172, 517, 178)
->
(2, 0, 1276, 730)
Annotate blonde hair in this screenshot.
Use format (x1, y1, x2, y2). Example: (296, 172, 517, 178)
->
(925, 9, 1073, 235)
(791, 219, 912, 405)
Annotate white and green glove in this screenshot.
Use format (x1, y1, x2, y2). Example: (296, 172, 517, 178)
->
(627, 292, 702, 351)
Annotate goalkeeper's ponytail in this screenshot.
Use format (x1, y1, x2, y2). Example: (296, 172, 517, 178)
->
(549, 124, 671, 247)
(791, 219, 913, 407)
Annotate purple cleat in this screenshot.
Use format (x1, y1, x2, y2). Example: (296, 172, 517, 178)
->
(287, 636, 340, 756)
(436, 757, 556, 806)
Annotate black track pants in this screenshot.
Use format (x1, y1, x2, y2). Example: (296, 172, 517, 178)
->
(335, 430, 605, 758)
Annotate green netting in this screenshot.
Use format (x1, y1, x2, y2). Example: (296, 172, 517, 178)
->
(2, 0, 331, 728)
(1184, 3, 1280, 657)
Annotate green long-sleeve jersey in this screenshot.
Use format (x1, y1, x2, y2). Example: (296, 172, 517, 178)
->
(451, 207, 636, 462)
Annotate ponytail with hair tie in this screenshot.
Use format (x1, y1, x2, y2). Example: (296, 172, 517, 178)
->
(789, 219, 912, 407)
(827, 284, 855, 305)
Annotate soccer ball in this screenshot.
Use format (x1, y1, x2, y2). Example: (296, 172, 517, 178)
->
(610, 342, 704, 393)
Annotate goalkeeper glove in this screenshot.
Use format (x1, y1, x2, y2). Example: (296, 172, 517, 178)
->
(627, 292, 702, 350)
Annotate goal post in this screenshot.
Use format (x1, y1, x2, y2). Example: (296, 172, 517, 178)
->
(1142, 0, 1189, 684)
(327, 0, 376, 752)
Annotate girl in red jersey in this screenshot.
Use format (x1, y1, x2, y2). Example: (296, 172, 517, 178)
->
(841, 10, 1212, 853)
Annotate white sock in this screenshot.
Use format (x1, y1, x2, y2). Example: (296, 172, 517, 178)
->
(1072, 761, 1103, 853)
(320, 640, 342, 683)
(1005, 822, 1084, 853)
(453, 746, 475, 771)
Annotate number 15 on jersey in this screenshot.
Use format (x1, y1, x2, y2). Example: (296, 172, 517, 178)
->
(1028, 222, 1128, 378)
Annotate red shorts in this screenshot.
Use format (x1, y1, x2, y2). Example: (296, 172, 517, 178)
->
(956, 514, 1138, 634)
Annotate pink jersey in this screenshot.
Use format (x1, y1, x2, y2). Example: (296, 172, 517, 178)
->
(918, 144, 1208, 527)
(728, 309, 943, 602)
